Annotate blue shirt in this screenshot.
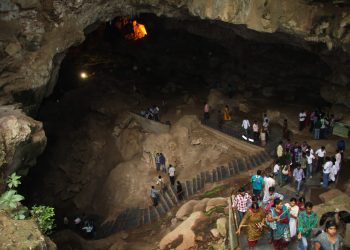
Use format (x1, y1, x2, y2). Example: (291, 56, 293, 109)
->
(251, 175, 264, 190)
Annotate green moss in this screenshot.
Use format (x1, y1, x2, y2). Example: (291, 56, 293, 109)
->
(200, 184, 227, 198)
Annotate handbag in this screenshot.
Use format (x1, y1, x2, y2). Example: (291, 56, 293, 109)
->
(282, 165, 289, 175)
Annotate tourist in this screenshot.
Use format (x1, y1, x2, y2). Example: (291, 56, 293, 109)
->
(336, 139, 346, 153)
(263, 186, 284, 211)
(263, 173, 276, 201)
(313, 220, 343, 250)
(320, 115, 328, 139)
(300, 152, 307, 177)
(150, 186, 160, 206)
(281, 161, 291, 186)
(252, 120, 259, 141)
(236, 202, 266, 250)
(297, 201, 318, 250)
(203, 102, 210, 124)
(284, 139, 292, 153)
(329, 157, 339, 183)
(321, 156, 332, 188)
(251, 170, 264, 198)
(293, 163, 305, 196)
(262, 113, 270, 140)
(260, 128, 266, 146)
(152, 105, 160, 121)
(276, 141, 283, 159)
(315, 146, 326, 172)
(335, 149, 342, 169)
(168, 164, 176, 185)
(223, 105, 232, 121)
(176, 181, 184, 201)
(155, 153, 161, 172)
(159, 153, 166, 173)
(232, 187, 252, 222)
(285, 198, 299, 238)
(267, 198, 290, 250)
(306, 151, 315, 178)
(299, 110, 307, 131)
(242, 117, 250, 136)
(314, 116, 322, 139)
(297, 197, 306, 212)
(273, 160, 282, 186)
(156, 175, 167, 193)
(282, 119, 289, 140)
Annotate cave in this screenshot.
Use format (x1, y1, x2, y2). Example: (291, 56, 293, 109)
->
(1, 1, 350, 249)
(17, 12, 335, 242)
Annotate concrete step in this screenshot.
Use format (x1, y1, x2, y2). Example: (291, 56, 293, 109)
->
(164, 189, 176, 208)
(167, 184, 179, 204)
(159, 194, 171, 212)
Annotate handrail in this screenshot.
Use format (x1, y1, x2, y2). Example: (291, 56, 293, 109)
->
(228, 166, 273, 249)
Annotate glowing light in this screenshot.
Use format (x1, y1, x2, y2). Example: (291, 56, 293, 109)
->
(115, 17, 148, 40)
(80, 72, 88, 79)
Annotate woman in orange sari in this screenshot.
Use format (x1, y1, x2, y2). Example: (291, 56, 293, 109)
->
(223, 105, 232, 121)
(236, 202, 266, 249)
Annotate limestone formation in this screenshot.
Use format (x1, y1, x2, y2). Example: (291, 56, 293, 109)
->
(159, 211, 208, 250)
(0, 107, 46, 177)
(0, 210, 56, 250)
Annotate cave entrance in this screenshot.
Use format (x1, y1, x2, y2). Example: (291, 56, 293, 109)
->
(21, 13, 331, 237)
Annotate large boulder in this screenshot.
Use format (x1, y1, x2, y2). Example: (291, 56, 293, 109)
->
(0, 108, 46, 178)
(159, 211, 208, 250)
(314, 190, 350, 217)
(0, 210, 56, 250)
(206, 197, 228, 212)
(176, 200, 199, 220)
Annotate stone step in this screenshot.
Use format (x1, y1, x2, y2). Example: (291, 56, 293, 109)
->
(159, 194, 171, 212)
(155, 201, 167, 217)
(221, 165, 229, 179)
(150, 205, 160, 222)
(164, 189, 176, 208)
(167, 185, 179, 204)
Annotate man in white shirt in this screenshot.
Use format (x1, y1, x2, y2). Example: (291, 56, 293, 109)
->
(321, 157, 332, 188)
(306, 151, 315, 178)
(273, 160, 282, 185)
(263, 173, 276, 201)
(299, 110, 306, 131)
(315, 146, 326, 172)
(168, 165, 176, 186)
(242, 118, 250, 136)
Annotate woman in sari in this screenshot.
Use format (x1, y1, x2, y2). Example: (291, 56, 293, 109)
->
(223, 105, 232, 121)
(236, 202, 266, 249)
(267, 198, 291, 250)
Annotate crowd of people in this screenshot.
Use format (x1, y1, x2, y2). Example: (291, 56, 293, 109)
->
(232, 137, 348, 249)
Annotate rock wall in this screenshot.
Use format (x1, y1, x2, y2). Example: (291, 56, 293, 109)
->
(0, 0, 349, 110)
(0, 0, 350, 186)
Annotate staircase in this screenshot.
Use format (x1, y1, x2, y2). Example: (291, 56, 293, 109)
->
(95, 150, 271, 239)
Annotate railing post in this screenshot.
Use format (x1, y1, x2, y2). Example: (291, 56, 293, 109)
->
(228, 195, 239, 250)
